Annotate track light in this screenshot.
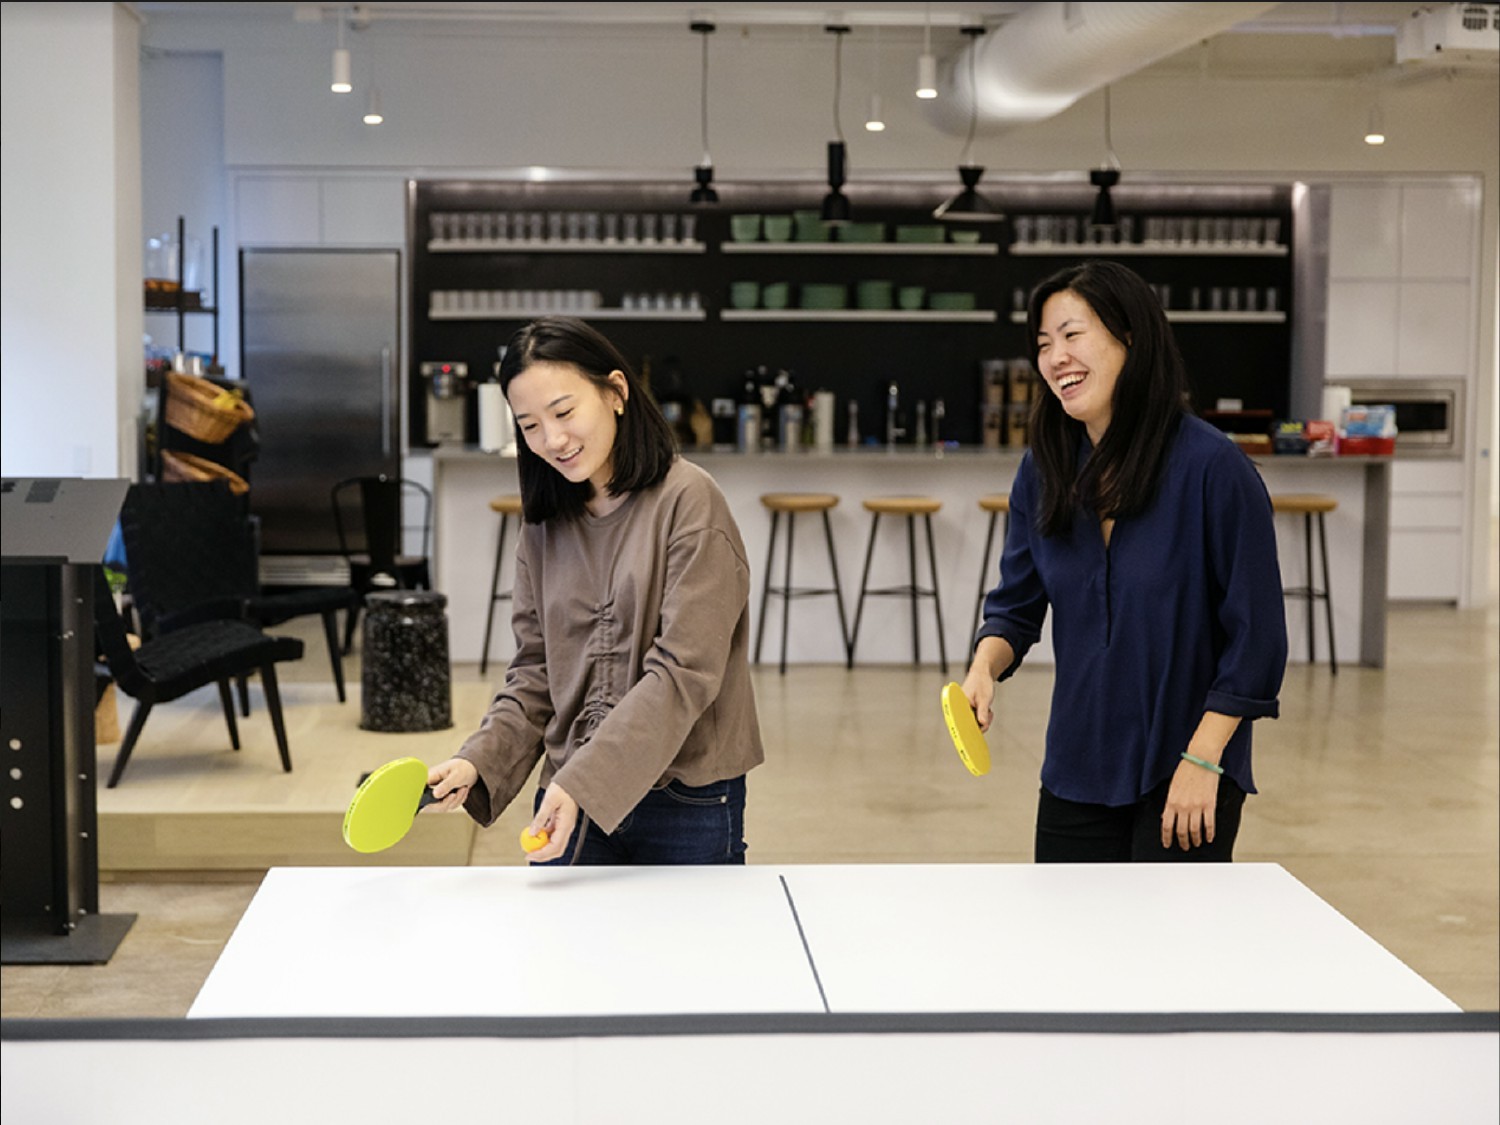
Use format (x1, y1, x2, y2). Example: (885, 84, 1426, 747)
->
(331, 11, 351, 93)
(933, 27, 1003, 224)
(363, 88, 383, 125)
(916, 4, 937, 98)
(689, 21, 719, 204)
(821, 25, 852, 225)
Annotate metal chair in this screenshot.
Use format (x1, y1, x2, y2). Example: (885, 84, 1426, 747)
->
(331, 476, 433, 652)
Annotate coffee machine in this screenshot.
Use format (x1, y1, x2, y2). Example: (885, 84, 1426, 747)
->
(420, 361, 469, 445)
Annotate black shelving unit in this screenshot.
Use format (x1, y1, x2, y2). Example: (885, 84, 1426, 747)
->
(145, 215, 219, 364)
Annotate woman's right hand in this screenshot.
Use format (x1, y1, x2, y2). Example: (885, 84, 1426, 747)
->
(961, 636, 1012, 733)
(426, 758, 478, 812)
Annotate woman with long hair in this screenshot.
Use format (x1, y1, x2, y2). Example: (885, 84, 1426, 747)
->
(963, 260, 1287, 862)
(426, 316, 762, 865)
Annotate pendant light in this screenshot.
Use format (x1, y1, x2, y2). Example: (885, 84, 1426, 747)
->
(1363, 102, 1386, 146)
(689, 21, 719, 203)
(331, 9, 352, 93)
(821, 25, 852, 225)
(865, 27, 885, 132)
(916, 3, 937, 99)
(1089, 85, 1121, 230)
(363, 88, 384, 126)
(933, 26, 1002, 224)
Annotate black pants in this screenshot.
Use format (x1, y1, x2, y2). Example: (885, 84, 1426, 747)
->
(1035, 776, 1246, 863)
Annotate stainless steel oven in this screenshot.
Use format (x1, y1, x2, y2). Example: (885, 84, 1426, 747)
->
(1338, 379, 1465, 458)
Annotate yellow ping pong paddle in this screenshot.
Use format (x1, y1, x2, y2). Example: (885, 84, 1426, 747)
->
(343, 757, 440, 854)
(941, 682, 991, 777)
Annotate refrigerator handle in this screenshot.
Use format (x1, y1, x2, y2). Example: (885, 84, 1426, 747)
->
(380, 346, 393, 457)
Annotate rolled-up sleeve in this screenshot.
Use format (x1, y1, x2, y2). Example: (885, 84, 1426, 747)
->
(1201, 448, 1287, 719)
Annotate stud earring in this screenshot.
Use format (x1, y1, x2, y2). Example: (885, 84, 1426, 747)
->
(615, 405, 624, 416)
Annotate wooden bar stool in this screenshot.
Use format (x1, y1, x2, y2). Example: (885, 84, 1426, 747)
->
(480, 494, 524, 676)
(1272, 493, 1337, 674)
(754, 493, 851, 674)
(973, 493, 1011, 637)
(850, 496, 948, 674)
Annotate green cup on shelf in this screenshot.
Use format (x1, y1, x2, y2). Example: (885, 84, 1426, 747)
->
(928, 291, 977, 312)
(729, 281, 761, 309)
(856, 279, 894, 310)
(763, 214, 794, 242)
(729, 214, 763, 242)
(897, 285, 926, 311)
(761, 281, 791, 310)
(800, 283, 847, 310)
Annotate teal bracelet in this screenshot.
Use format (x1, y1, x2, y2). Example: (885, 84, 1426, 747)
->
(1181, 752, 1224, 775)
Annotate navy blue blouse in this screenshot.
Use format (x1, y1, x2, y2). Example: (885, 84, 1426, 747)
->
(976, 414, 1288, 806)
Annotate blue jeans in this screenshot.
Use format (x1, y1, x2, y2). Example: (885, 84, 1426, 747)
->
(531, 776, 748, 866)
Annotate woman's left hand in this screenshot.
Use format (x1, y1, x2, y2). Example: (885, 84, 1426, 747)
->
(1160, 760, 1220, 851)
(526, 782, 578, 864)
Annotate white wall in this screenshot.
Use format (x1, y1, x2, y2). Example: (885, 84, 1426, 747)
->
(1, 1, 141, 479)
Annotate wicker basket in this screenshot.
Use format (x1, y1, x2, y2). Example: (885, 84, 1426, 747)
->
(164, 371, 254, 444)
(160, 449, 250, 495)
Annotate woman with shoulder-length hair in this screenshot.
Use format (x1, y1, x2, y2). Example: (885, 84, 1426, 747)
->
(962, 259, 1287, 862)
(426, 316, 763, 865)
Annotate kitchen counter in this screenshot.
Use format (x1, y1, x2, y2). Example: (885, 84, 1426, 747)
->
(432, 444, 1390, 670)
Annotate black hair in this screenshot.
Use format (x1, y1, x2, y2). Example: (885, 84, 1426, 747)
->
(498, 316, 677, 523)
(1024, 259, 1191, 537)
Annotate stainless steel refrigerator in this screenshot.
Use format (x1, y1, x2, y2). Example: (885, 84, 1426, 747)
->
(239, 248, 401, 569)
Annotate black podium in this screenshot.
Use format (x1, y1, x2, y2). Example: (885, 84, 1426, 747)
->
(1, 477, 135, 963)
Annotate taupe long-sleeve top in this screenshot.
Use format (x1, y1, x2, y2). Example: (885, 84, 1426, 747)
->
(455, 458, 764, 834)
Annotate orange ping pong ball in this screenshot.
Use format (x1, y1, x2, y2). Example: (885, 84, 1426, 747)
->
(520, 827, 550, 853)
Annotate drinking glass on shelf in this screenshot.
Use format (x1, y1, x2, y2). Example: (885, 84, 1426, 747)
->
(680, 214, 697, 244)
(1213, 217, 1231, 245)
(661, 213, 678, 243)
(565, 212, 583, 241)
(1013, 215, 1034, 245)
(1227, 287, 1241, 312)
(641, 213, 659, 243)
(1197, 217, 1214, 246)
(1209, 287, 1224, 311)
(546, 212, 564, 242)
(494, 213, 510, 241)
(526, 212, 544, 242)
(583, 212, 600, 242)
(1243, 287, 1259, 312)
(1264, 287, 1279, 311)
(1263, 217, 1281, 247)
(622, 213, 640, 243)
(430, 213, 449, 242)
(603, 213, 620, 243)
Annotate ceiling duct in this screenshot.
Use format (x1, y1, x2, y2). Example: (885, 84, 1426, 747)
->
(927, 1, 1281, 133)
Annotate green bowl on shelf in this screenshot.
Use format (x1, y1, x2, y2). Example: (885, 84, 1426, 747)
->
(895, 224, 945, 243)
(838, 222, 887, 243)
(793, 210, 831, 242)
(928, 291, 977, 312)
(948, 229, 983, 244)
(897, 285, 926, 310)
(800, 283, 847, 310)
(761, 281, 791, 309)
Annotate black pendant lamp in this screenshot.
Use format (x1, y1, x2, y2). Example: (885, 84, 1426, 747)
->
(689, 21, 718, 205)
(1089, 85, 1122, 231)
(821, 25, 852, 225)
(933, 26, 1003, 224)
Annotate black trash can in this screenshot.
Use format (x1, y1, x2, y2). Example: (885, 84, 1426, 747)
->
(360, 590, 453, 733)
